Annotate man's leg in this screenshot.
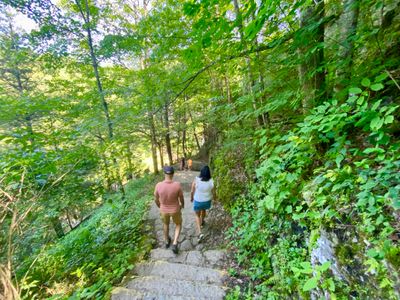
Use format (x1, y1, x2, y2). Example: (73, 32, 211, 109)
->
(161, 213, 170, 242)
(172, 211, 183, 245)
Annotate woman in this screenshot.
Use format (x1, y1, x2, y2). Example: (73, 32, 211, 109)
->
(190, 165, 216, 241)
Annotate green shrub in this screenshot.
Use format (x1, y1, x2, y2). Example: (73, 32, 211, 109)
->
(227, 79, 400, 299)
(17, 175, 156, 299)
(211, 133, 257, 208)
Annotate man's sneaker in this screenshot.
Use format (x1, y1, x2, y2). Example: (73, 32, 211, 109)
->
(172, 243, 178, 254)
(165, 237, 171, 249)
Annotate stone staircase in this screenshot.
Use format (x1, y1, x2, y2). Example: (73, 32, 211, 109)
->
(112, 171, 228, 300)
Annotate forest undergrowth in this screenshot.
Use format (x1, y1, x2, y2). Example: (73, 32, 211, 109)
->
(12, 175, 156, 300)
(215, 78, 400, 299)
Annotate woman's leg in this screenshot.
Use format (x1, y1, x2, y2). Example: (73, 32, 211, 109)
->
(200, 209, 206, 224)
(195, 210, 202, 235)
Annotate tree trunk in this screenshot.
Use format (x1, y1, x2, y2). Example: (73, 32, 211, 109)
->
(164, 101, 173, 165)
(66, 210, 74, 230)
(254, 47, 270, 126)
(181, 107, 187, 157)
(176, 130, 181, 162)
(125, 142, 133, 179)
(149, 113, 159, 174)
(298, 0, 326, 112)
(158, 142, 164, 168)
(75, 0, 113, 139)
(51, 217, 64, 238)
(188, 110, 201, 151)
(334, 0, 360, 99)
(224, 74, 232, 103)
(101, 154, 112, 189)
(232, 0, 264, 127)
(182, 127, 186, 158)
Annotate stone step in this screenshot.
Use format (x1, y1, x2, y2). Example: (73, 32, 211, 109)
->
(134, 261, 225, 284)
(149, 249, 227, 268)
(124, 276, 226, 299)
(111, 287, 142, 300)
(111, 286, 218, 300)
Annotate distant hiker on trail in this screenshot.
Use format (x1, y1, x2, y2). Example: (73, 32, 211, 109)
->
(187, 158, 193, 171)
(190, 165, 215, 242)
(180, 157, 185, 171)
(154, 166, 184, 254)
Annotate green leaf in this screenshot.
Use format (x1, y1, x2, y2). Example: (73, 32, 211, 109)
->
(335, 154, 344, 168)
(356, 96, 365, 105)
(300, 268, 314, 274)
(319, 261, 331, 272)
(303, 277, 318, 291)
(384, 115, 394, 124)
(375, 73, 388, 82)
(370, 83, 384, 91)
(363, 147, 385, 154)
(361, 78, 371, 87)
(349, 87, 362, 94)
(371, 99, 382, 110)
(370, 117, 384, 131)
(263, 196, 275, 210)
(326, 278, 335, 292)
(300, 262, 312, 269)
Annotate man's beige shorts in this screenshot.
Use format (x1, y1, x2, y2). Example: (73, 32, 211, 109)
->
(160, 210, 182, 225)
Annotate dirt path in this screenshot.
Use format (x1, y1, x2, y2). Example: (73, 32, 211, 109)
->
(112, 171, 230, 299)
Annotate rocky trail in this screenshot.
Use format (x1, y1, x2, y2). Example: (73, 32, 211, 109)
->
(112, 171, 230, 300)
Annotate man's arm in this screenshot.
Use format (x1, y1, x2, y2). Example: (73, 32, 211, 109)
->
(154, 185, 160, 208)
(179, 186, 185, 209)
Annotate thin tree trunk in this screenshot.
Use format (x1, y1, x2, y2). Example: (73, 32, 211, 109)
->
(232, 0, 264, 127)
(125, 142, 133, 179)
(224, 74, 232, 103)
(181, 106, 187, 157)
(51, 217, 64, 238)
(149, 113, 159, 174)
(75, 0, 113, 139)
(176, 113, 181, 162)
(158, 142, 164, 168)
(182, 128, 186, 158)
(188, 110, 201, 151)
(66, 210, 74, 230)
(101, 155, 112, 189)
(15, 56, 35, 144)
(164, 101, 173, 165)
(254, 47, 270, 126)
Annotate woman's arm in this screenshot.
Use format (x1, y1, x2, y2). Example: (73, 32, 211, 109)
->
(190, 181, 196, 202)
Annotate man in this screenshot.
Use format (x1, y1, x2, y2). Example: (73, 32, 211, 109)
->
(187, 158, 193, 171)
(154, 166, 184, 254)
(180, 157, 185, 171)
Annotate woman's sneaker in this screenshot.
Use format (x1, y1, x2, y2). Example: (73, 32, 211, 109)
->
(198, 233, 205, 243)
